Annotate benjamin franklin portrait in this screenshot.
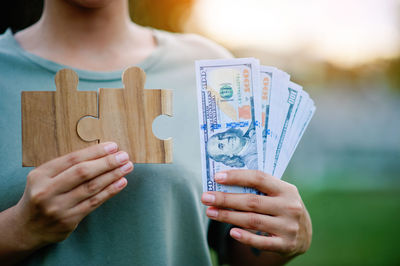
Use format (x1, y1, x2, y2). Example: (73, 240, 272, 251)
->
(206, 126, 258, 169)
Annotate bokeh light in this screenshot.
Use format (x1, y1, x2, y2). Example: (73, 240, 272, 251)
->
(185, 0, 400, 67)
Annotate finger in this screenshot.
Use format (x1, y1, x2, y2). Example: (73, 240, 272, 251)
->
(53, 151, 130, 193)
(59, 161, 133, 208)
(229, 228, 285, 253)
(201, 192, 281, 216)
(214, 170, 284, 195)
(66, 177, 128, 219)
(37, 142, 119, 177)
(206, 207, 283, 235)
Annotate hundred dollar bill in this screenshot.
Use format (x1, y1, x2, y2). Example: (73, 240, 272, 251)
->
(195, 58, 263, 193)
(274, 101, 316, 178)
(274, 91, 312, 178)
(270, 82, 303, 177)
(259, 66, 275, 171)
(289, 104, 316, 158)
(264, 70, 290, 175)
(285, 91, 311, 154)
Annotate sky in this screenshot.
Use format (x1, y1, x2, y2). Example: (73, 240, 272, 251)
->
(185, 0, 400, 67)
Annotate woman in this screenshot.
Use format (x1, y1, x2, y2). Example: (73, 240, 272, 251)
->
(0, 0, 312, 265)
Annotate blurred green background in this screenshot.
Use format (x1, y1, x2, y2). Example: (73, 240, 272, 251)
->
(2, 0, 400, 265)
(134, 1, 400, 265)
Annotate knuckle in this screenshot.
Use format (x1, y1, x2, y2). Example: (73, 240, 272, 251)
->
(88, 196, 102, 209)
(44, 206, 61, 220)
(287, 201, 304, 218)
(287, 183, 299, 194)
(247, 213, 263, 230)
(219, 210, 230, 221)
(84, 180, 99, 195)
(105, 154, 117, 169)
(66, 152, 81, 166)
(115, 167, 125, 179)
(107, 168, 123, 183)
(250, 171, 265, 188)
(27, 169, 40, 181)
(219, 193, 227, 207)
(246, 195, 262, 211)
(242, 232, 253, 245)
(30, 188, 47, 206)
(287, 223, 300, 236)
(286, 239, 298, 254)
(107, 181, 120, 195)
(74, 164, 90, 179)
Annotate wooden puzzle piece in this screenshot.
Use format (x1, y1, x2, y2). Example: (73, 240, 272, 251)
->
(77, 67, 173, 164)
(22, 69, 98, 166)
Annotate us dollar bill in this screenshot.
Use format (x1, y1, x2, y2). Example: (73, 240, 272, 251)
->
(274, 97, 316, 178)
(264, 69, 290, 175)
(276, 90, 310, 171)
(195, 58, 263, 193)
(271, 82, 303, 177)
(196, 58, 316, 192)
(259, 66, 275, 172)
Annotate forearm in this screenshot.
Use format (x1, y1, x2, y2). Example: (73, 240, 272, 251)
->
(0, 205, 41, 265)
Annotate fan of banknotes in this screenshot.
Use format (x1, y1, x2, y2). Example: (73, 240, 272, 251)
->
(195, 58, 315, 194)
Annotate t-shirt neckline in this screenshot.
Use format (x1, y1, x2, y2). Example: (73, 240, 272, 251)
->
(5, 27, 166, 81)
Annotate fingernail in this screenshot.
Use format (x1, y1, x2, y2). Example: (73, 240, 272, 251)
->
(230, 229, 242, 239)
(214, 172, 227, 182)
(120, 162, 133, 173)
(116, 152, 129, 164)
(206, 208, 219, 218)
(115, 178, 127, 189)
(104, 142, 118, 154)
(202, 193, 215, 204)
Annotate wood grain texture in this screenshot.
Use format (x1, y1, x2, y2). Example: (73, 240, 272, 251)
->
(22, 69, 98, 166)
(77, 67, 173, 163)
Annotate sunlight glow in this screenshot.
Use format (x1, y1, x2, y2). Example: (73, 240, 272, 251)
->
(186, 0, 400, 67)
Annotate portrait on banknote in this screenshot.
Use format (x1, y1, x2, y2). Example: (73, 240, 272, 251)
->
(206, 125, 257, 169)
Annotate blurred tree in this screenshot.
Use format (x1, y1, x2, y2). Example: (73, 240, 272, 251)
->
(387, 57, 400, 93)
(386, 3, 400, 93)
(129, 0, 195, 32)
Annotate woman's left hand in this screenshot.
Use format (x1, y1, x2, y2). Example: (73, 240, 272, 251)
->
(201, 170, 312, 258)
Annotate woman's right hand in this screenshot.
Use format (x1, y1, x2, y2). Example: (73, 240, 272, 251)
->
(14, 142, 133, 249)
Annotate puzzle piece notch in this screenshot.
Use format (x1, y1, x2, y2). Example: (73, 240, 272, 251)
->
(22, 69, 98, 166)
(77, 66, 173, 164)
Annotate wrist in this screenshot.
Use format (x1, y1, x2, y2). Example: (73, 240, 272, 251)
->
(9, 203, 47, 252)
(0, 205, 43, 264)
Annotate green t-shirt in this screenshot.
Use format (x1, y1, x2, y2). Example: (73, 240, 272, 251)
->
(0, 28, 232, 265)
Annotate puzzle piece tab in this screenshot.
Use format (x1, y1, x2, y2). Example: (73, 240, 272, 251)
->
(77, 67, 173, 164)
(22, 69, 98, 166)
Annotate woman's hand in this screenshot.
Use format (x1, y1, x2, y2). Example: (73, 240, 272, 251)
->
(201, 170, 312, 259)
(14, 142, 133, 250)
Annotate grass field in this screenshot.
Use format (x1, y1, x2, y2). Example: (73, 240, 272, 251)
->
(212, 188, 400, 266)
(288, 189, 400, 266)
